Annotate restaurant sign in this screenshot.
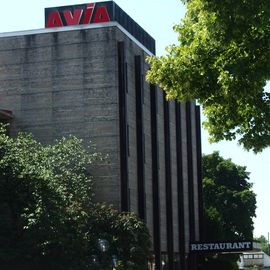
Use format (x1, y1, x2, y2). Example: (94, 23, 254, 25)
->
(190, 241, 253, 253)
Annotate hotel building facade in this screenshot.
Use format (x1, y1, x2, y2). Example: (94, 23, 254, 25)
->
(0, 2, 203, 269)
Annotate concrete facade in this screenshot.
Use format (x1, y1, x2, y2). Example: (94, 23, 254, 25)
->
(0, 16, 203, 270)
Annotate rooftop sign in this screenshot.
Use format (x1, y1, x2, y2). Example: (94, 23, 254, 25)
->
(45, 3, 110, 28)
(45, 1, 155, 54)
(190, 241, 254, 253)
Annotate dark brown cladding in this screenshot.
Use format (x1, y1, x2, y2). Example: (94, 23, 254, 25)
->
(150, 84, 161, 270)
(135, 55, 146, 220)
(195, 106, 204, 240)
(163, 94, 174, 270)
(118, 41, 129, 212)
(175, 101, 186, 270)
(186, 101, 196, 242)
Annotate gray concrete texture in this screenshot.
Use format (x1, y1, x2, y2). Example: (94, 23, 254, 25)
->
(0, 25, 201, 254)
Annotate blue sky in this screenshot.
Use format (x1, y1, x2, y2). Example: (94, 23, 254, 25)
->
(0, 0, 269, 239)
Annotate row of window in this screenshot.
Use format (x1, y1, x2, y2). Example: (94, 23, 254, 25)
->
(243, 253, 264, 259)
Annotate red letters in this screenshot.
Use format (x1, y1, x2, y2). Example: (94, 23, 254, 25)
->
(63, 9, 83, 25)
(46, 11, 63, 27)
(46, 3, 110, 28)
(92, 6, 110, 23)
(82, 3, 95, 24)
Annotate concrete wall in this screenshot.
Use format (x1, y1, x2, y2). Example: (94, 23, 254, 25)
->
(0, 24, 202, 268)
(0, 27, 121, 208)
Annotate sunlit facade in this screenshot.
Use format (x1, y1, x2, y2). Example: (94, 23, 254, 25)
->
(0, 2, 203, 269)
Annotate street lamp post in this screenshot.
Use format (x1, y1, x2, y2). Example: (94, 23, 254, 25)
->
(112, 254, 118, 269)
(98, 239, 109, 253)
(90, 239, 118, 270)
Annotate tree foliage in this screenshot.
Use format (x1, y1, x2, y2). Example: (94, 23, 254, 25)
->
(201, 152, 256, 269)
(255, 235, 270, 255)
(0, 124, 95, 269)
(87, 204, 151, 270)
(202, 152, 256, 241)
(0, 124, 151, 270)
(147, 0, 270, 152)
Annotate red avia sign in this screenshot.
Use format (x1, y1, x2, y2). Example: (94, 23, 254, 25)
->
(45, 1, 156, 54)
(45, 3, 110, 28)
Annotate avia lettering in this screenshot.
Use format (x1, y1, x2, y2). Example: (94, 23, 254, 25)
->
(46, 3, 110, 28)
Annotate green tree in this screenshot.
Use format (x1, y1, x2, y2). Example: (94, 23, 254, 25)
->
(203, 152, 256, 241)
(86, 203, 151, 270)
(255, 235, 270, 255)
(147, 0, 270, 152)
(200, 152, 256, 269)
(0, 124, 98, 269)
(0, 124, 151, 270)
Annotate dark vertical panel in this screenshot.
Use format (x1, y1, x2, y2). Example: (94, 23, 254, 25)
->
(118, 42, 129, 211)
(186, 102, 195, 241)
(163, 94, 174, 270)
(175, 102, 185, 270)
(135, 55, 145, 220)
(195, 106, 204, 240)
(127, 124, 130, 156)
(125, 62, 128, 93)
(150, 85, 161, 270)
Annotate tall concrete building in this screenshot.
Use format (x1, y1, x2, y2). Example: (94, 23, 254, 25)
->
(0, 2, 203, 269)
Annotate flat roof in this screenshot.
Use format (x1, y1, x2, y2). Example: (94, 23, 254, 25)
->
(0, 22, 154, 56)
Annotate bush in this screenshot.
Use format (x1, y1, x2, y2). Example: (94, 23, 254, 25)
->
(0, 124, 151, 269)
